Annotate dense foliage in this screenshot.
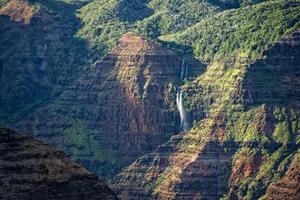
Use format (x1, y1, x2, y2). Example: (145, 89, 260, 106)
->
(75, 0, 241, 57)
(162, 0, 300, 62)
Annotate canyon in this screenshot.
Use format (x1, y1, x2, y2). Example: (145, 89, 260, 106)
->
(0, 0, 300, 200)
(112, 28, 300, 200)
(14, 32, 204, 181)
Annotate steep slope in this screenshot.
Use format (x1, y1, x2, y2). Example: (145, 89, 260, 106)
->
(0, 0, 270, 126)
(224, 29, 300, 200)
(0, 0, 90, 125)
(2, 0, 300, 199)
(15, 32, 204, 181)
(113, 1, 300, 199)
(264, 152, 300, 200)
(0, 128, 117, 200)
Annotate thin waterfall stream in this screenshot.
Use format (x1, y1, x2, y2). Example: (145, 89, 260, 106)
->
(176, 58, 189, 131)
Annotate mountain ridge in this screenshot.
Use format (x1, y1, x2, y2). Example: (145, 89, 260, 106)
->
(0, 128, 117, 200)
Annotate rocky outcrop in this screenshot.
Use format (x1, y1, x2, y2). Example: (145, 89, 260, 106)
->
(0, 128, 117, 200)
(15, 33, 204, 181)
(112, 118, 232, 199)
(265, 153, 300, 200)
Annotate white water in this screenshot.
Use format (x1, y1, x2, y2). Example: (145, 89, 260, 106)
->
(176, 58, 189, 131)
(176, 89, 189, 131)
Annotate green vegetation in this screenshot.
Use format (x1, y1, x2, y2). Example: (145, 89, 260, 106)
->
(225, 105, 268, 143)
(75, 0, 273, 56)
(161, 0, 300, 62)
(63, 120, 92, 157)
(0, 0, 9, 7)
(76, 0, 129, 57)
(136, 0, 219, 38)
(227, 147, 296, 199)
(0, 0, 91, 124)
(2, 0, 300, 195)
(75, 0, 222, 57)
(153, 166, 172, 193)
(62, 118, 121, 180)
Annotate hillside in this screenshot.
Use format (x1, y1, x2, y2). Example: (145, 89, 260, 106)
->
(0, 128, 117, 200)
(0, 0, 275, 125)
(0, 0, 92, 125)
(113, 1, 300, 199)
(15, 32, 205, 181)
(1, 0, 300, 199)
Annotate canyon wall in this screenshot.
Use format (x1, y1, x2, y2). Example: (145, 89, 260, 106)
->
(0, 0, 89, 125)
(112, 30, 300, 199)
(15, 33, 203, 181)
(0, 128, 117, 200)
(1, 1, 299, 199)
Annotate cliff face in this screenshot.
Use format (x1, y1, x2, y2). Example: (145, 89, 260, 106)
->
(113, 132, 232, 200)
(225, 29, 300, 200)
(264, 153, 300, 200)
(112, 30, 300, 199)
(242, 31, 300, 108)
(15, 33, 203, 180)
(0, 128, 117, 200)
(2, 1, 299, 199)
(0, 0, 89, 125)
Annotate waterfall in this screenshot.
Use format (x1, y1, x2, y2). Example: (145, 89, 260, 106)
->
(176, 58, 189, 131)
(180, 58, 186, 80)
(176, 88, 189, 131)
(180, 58, 189, 80)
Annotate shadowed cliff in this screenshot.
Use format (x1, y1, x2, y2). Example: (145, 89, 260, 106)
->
(14, 32, 203, 181)
(0, 128, 117, 200)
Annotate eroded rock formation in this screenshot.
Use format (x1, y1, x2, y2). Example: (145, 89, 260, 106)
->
(112, 30, 300, 200)
(15, 33, 203, 181)
(265, 153, 300, 200)
(0, 128, 117, 200)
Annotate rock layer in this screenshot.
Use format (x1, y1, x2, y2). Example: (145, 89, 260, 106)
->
(112, 30, 300, 199)
(15, 33, 204, 180)
(242, 31, 300, 107)
(265, 153, 300, 200)
(0, 0, 36, 24)
(0, 128, 117, 200)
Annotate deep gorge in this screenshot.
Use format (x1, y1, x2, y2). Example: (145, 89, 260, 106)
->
(0, 0, 300, 199)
